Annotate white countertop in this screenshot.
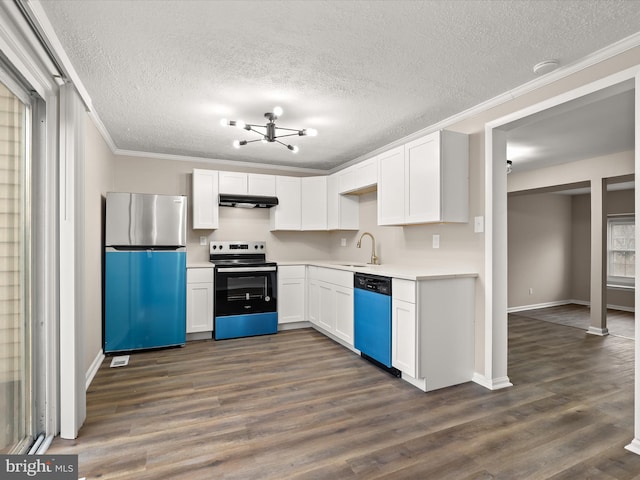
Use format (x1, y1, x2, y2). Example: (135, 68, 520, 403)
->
(273, 260, 477, 281)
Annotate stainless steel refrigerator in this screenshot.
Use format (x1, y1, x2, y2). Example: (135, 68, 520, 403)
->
(104, 192, 187, 353)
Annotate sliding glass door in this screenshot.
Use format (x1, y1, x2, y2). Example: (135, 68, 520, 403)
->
(0, 76, 32, 453)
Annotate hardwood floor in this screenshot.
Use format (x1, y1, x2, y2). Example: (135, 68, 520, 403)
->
(513, 303, 635, 339)
(49, 318, 640, 479)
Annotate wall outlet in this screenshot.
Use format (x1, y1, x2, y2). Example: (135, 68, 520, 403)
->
(341, 238, 347, 247)
(199, 236, 207, 246)
(474, 216, 484, 233)
(529, 288, 534, 295)
(432, 234, 440, 249)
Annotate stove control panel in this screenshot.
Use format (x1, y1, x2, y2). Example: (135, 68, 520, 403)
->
(210, 241, 266, 254)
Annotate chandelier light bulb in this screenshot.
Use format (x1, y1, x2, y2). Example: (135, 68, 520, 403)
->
(273, 106, 283, 117)
(235, 120, 246, 129)
(304, 128, 318, 137)
(220, 118, 229, 127)
(232, 140, 241, 148)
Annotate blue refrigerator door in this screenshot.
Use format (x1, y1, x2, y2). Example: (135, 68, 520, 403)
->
(105, 249, 186, 353)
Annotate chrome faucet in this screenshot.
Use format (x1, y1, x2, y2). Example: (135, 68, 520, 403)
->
(356, 232, 379, 265)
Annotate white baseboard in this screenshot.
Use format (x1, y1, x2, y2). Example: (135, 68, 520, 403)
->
(625, 438, 640, 456)
(507, 300, 572, 313)
(279, 321, 312, 331)
(472, 372, 513, 390)
(508, 299, 635, 314)
(587, 326, 610, 336)
(186, 331, 212, 341)
(85, 349, 105, 391)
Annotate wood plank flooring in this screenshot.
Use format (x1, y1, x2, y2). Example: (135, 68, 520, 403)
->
(514, 303, 634, 339)
(49, 318, 640, 479)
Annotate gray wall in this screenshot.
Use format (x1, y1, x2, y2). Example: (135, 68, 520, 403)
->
(571, 188, 635, 309)
(83, 115, 115, 373)
(506, 184, 635, 312)
(507, 193, 573, 308)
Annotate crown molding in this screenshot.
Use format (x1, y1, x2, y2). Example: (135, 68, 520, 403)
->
(112, 148, 327, 176)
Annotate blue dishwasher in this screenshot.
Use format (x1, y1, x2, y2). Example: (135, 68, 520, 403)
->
(354, 273, 400, 377)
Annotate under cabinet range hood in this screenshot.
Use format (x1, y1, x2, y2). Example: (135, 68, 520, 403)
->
(218, 194, 279, 208)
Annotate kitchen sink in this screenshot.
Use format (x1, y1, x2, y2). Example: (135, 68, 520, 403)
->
(339, 263, 374, 268)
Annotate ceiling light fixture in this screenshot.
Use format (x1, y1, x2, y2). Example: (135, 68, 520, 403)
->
(220, 107, 317, 153)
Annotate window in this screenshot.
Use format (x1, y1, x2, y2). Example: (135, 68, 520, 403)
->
(607, 215, 635, 287)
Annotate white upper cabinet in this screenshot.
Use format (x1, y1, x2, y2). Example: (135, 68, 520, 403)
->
(301, 176, 328, 230)
(218, 171, 248, 194)
(192, 169, 219, 229)
(327, 173, 359, 230)
(248, 174, 276, 196)
(378, 130, 468, 226)
(219, 171, 276, 196)
(337, 156, 378, 195)
(377, 146, 406, 225)
(270, 176, 302, 231)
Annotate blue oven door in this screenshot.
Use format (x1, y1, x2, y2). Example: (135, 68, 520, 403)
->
(214, 265, 278, 340)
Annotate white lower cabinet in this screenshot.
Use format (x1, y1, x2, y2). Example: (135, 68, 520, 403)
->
(317, 282, 335, 332)
(392, 276, 475, 392)
(307, 267, 354, 347)
(186, 268, 214, 333)
(392, 297, 417, 377)
(333, 285, 354, 345)
(278, 265, 306, 324)
(307, 278, 320, 326)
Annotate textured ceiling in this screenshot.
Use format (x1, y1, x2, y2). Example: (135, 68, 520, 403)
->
(506, 83, 635, 172)
(38, 0, 640, 171)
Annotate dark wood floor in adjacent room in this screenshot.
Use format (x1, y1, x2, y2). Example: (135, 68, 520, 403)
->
(50, 313, 640, 479)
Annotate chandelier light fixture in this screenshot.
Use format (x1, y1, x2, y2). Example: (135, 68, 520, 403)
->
(220, 106, 317, 153)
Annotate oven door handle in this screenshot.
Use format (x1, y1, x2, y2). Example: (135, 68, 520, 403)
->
(216, 266, 277, 273)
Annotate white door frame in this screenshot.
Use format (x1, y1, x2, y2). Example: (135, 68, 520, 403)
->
(483, 66, 640, 453)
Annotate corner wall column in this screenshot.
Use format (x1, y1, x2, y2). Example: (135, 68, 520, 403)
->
(588, 178, 609, 336)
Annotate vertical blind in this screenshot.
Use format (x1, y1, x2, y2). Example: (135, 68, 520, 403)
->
(0, 81, 27, 452)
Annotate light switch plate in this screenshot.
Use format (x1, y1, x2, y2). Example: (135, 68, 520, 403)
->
(432, 234, 440, 249)
(340, 238, 347, 247)
(199, 236, 207, 246)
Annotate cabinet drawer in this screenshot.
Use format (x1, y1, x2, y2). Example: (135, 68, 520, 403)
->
(279, 265, 306, 279)
(187, 268, 214, 283)
(316, 267, 353, 287)
(393, 278, 415, 303)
